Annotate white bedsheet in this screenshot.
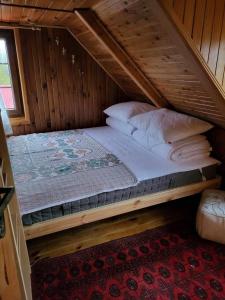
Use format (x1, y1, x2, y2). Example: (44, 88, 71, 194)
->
(85, 126, 219, 181)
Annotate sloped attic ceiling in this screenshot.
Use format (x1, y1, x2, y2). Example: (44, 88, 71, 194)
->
(1, 0, 225, 127)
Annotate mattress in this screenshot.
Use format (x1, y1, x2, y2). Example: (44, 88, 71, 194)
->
(8, 129, 137, 215)
(8, 126, 219, 226)
(85, 127, 219, 181)
(22, 164, 217, 225)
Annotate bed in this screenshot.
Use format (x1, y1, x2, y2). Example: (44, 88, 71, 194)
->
(7, 126, 221, 240)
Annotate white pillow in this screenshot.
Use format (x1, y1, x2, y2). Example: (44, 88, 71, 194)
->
(106, 117, 136, 136)
(130, 108, 213, 143)
(104, 101, 156, 123)
(132, 130, 150, 149)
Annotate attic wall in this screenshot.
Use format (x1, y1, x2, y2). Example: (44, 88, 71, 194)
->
(162, 0, 225, 91)
(92, 0, 225, 128)
(12, 28, 128, 135)
(158, 0, 225, 182)
(67, 17, 150, 102)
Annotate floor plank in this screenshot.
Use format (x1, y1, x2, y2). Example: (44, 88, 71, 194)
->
(27, 196, 199, 265)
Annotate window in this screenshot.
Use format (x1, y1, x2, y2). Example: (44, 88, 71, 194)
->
(0, 30, 23, 117)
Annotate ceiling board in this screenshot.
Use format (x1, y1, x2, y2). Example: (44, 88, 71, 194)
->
(1, 0, 225, 126)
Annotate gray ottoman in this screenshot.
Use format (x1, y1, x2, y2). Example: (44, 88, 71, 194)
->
(196, 189, 225, 244)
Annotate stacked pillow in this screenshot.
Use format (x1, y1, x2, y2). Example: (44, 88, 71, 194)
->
(130, 108, 213, 162)
(104, 102, 214, 163)
(104, 101, 156, 136)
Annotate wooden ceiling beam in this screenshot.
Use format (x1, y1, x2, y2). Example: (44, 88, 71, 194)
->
(74, 9, 168, 108)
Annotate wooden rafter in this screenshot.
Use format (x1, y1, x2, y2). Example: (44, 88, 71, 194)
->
(74, 9, 168, 108)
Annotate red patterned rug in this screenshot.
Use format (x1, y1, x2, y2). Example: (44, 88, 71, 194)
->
(32, 222, 225, 300)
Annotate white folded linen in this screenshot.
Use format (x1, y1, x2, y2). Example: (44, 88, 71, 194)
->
(106, 117, 136, 136)
(133, 130, 212, 162)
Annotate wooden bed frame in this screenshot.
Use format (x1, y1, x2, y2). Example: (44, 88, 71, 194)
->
(24, 177, 221, 240)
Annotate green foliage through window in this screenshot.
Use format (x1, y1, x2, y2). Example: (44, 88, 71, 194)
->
(0, 64, 11, 85)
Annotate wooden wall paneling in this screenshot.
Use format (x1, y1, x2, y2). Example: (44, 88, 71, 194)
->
(0, 5, 12, 22)
(2, 0, 101, 10)
(11, 28, 128, 135)
(166, 0, 225, 94)
(30, 32, 45, 132)
(68, 20, 149, 101)
(42, 29, 56, 130)
(207, 0, 225, 74)
(173, 0, 186, 22)
(67, 15, 156, 103)
(48, 29, 62, 130)
(215, 10, 225, 85)
(192, 0, 206, 51)
(183, 0, 196, 36)
(94, 0, 225, 127)
(75, 9, 167, 108)
(160, 0, 225, 126)
(56, 29, 67, 129)
(201, 0, 216, 62)
(2, 0, 225, 130)
(0, 1, 102, 27)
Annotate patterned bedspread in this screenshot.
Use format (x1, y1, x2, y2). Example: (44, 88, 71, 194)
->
(7, 130, 137, 215)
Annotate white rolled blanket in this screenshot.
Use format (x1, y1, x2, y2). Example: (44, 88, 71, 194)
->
(133, 130, 212, 162)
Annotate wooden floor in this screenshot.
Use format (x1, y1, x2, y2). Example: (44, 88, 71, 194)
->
(27, 196, 199, 265)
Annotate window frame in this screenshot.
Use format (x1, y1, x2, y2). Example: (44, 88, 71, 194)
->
(0, 29, 24, 118)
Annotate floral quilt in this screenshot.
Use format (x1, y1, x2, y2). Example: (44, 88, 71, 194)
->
(7, 130, 137, 215)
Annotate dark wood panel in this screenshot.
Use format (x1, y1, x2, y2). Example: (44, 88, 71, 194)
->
(12, 28, 128, 135)
(207, 127, 225, 188)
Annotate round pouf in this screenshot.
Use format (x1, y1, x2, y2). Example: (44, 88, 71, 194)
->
(196, 189, 225, 244)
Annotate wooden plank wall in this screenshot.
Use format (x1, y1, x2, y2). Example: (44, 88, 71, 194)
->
(12, 28, 128, 135)
(163, 0, 225, 90)
(93, 0, 225, 128)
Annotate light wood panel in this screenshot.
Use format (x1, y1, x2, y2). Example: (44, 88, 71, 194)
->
(163, 0, 225, 90)
(12, 28, 128, 135)
(68, 16, 149, 101)
(24, 177, 221, 240)
(27, 197, 199, 264)
(93, 0, 225, 127)
(74, 10, 167, 107)
(0, 3, 163, 104)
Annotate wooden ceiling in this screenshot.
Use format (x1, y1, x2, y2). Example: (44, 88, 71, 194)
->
(1, 0, 225, 127)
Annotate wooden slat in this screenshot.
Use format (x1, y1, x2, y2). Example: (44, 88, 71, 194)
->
(207, 0, 225, 73)
(75, 9, 168, 108)
(183, 0, 196, 36)
(173, 0, 186, 22)
(215, 8, 225, 84)
(192, 0, 206, 51)
(201, 0, 216, 62)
